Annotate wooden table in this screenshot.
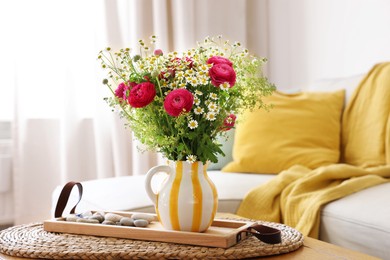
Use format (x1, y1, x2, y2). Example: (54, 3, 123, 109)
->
(0, 236, 379, 260)
(265, 236, 379, 259)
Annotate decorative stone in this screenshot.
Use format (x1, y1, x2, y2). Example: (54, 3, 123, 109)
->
(104, 213, 123, 222)
(131, 213, 157, 223)
(119, 217, 134, 226)
(89, 213, 104, 223)
(65, 214, 80, 222)
(134, 219, 149, 227)
(102, 220, 115, 225)
(95, 211, 106, 216)
(76, 218, 99, 224)
(81, 211, 93, 218)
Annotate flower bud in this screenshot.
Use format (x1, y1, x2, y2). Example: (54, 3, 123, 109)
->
(133, 55, 141, 62)
(151, 70, 159, 78)
(154, 49, 163, 56)
(102, 79, 108, 85)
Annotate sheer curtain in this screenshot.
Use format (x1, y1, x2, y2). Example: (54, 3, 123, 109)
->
(3, 0, 269, 225)
(9, 0, 134, 224)
(2, 0, 389, 225)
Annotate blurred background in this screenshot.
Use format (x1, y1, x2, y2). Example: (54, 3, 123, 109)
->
(1, 0, 390, 226)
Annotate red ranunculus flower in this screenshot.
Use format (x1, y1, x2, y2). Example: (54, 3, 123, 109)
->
(128, 82, 156, 108)
(114, 82, 128, 99)
(164, 89, 194, 117)
(209, 63, 236, 87)
(207, 56, 233, 67)
(223, 114, 236, 130)
(115, 81, 137, 99)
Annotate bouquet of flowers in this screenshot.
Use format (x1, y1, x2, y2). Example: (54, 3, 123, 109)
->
(98, 36, 275, 164)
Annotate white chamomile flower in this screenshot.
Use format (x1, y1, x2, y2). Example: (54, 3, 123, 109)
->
(208, 102, 218, 111)
(199, 77, 208, 85)
(186, 69, 195, 76)
(176, 71, 184, 78)
(197, 71, 205, 77)
(177, 64, 186, 70)
(188, 120, 198, 129)
(209, 93, 218, 100)
(194, 97, 201, 106)
(187, 76, 199, 86)
(186, 155, 197, 163)
(198, 64, 209, 72)
(194, 107, 204, 115)
(205, 112, 217, 121)
(220, 82, 231, 90)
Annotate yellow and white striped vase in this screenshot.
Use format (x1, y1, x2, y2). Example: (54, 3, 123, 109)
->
(145, 160, 218, 232)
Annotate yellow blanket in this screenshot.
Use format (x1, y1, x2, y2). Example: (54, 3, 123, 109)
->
(237, 62, 390, 238)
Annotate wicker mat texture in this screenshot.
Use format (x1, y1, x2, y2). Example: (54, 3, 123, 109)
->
(0, 221, 303, 259)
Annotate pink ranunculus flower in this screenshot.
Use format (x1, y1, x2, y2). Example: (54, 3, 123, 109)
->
(128, 82, 156, 108)
(223, 114, 237, 130)
(207, 56, 233, 67)
(164, 89, 194, 117)
(209, 63, 236, 88)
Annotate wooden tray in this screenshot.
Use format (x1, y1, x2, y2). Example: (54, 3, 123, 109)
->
(43, 211, 254, 248)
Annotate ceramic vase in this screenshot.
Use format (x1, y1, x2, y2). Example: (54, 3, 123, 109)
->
(145, 160, 218, 232)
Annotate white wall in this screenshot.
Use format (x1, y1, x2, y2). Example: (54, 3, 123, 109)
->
(268, 0, 390, 90)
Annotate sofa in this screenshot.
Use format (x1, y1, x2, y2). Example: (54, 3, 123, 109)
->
(52, 72, 390, 259)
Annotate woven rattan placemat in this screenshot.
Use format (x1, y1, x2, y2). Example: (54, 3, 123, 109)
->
(0, 221, 303, 259)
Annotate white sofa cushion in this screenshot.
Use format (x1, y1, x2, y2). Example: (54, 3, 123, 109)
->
(320, 182, 390, 259)
(304, 74, 365, 103)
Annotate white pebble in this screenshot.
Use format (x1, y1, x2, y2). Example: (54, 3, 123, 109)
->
(134, 219, 149, 227)
(89, 212, 104, 223)
(65, 214, 80, 222)
(104, 213, 123, 222)
(120, 217, 134, 226)
(102, 220, 115, 225)
(76, 218, 99, 224)
(131, 213, 157, 223)
(81, 211, 93, 218)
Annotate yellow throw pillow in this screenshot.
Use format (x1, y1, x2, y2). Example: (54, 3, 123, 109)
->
(222, 90, 345, 174)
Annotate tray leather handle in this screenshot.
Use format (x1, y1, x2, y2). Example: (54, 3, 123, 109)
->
(54, 181, 83, 218)
(239, 223, 282, 244)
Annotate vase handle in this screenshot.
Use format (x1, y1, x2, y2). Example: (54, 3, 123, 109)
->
(145, 165, 171, 205)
